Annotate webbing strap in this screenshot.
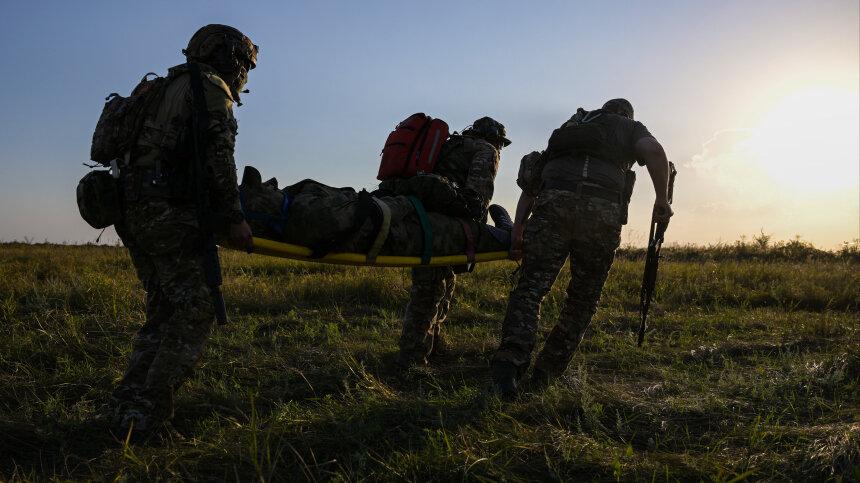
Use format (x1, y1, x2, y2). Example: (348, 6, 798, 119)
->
(239, 190, 292, 235)
(365, 198, 392, 264)
(456, 218, 476, 264)
(406, 195, 433, 264)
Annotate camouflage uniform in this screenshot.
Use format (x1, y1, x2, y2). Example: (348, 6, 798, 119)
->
(239, 170, 509, 257)
(494, 104, 655, 381)
(109, 61, 245, 433)
(494, 191, 621, 378)
(396, 134, 500, 366)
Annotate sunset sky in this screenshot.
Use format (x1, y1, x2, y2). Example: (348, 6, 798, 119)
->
(0, 0, 857, 249)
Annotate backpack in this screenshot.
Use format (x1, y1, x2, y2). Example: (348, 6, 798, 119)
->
(79, 71, 170, 230)
(90, 72, 169, 165)
(377, 113, 449, 180)
(516, 150, 548, 198)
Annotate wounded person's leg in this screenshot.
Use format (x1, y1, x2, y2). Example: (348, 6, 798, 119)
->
(238, 166, 510, 258)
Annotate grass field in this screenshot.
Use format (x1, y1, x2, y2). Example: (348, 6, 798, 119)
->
(0, 238, 857, 481)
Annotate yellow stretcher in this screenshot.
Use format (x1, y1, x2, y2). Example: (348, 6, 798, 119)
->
(221, 236, 510, 267)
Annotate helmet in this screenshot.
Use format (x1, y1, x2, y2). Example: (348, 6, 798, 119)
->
(183, 24, 259, 101)
(468, 116, 512, 149)
(601, 98, 634, 119)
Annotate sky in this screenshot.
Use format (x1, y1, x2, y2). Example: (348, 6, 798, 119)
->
(0, 0, 857, 249)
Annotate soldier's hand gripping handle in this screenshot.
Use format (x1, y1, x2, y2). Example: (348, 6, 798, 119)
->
(229, 220, 253, 250)
(652, 202, 673, 225)
(651, 162, 677, 225)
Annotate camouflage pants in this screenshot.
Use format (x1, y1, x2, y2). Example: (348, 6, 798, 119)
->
(493, 190, 622, 379)
(111, 198, 215, 430)
(396, 266, 456, 366)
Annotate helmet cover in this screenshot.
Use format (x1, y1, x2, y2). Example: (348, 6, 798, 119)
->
(469, 116, 512, 148)
(183, 24, 259, 101)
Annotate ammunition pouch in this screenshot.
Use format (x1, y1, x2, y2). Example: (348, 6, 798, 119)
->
(76, 170, 123, 229)
(516, 151, 546, 198)
(620, 170, 636, 225)
(460, 188, 488, 222)
(137, 119, 184, 153)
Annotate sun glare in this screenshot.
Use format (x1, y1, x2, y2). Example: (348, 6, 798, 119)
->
(745, 87, 860, 192)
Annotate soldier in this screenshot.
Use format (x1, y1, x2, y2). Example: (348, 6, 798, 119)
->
(392, 117, 511, 368)
(106, 25, 257, 440)
(490, 99, 673, 397)
(238, 166, 512, 258)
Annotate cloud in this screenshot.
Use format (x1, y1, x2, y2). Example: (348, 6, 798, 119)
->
(687, 127, 781, 209)
(690, 200, 779, 216)
(689, 128, 757, 178)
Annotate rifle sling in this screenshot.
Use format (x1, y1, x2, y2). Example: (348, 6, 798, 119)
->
(188, 61, 228, 325)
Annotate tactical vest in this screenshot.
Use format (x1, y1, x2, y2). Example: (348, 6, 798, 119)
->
(128, 64, 196, 169)
(126, 64, 235, 201)
(545, 109, 634, 191)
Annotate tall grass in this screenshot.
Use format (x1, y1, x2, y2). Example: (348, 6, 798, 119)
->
(0, 241, 857, 481)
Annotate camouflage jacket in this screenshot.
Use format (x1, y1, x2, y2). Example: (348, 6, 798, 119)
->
(432, 135, 499, 221)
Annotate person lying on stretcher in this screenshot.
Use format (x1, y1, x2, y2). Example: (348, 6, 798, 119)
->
(237, 166, 513, 260)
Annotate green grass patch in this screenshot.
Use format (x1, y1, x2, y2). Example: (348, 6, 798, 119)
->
(0, 241, 857, 481)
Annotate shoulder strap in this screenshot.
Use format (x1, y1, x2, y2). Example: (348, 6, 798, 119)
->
(461, 136, 475, 153)
(582, 110, 602, 123)
(121, 74, 170, 155)
(187, 62, 209, 138)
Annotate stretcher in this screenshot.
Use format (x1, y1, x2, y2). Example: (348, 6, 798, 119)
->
(221, 236, 510, 267)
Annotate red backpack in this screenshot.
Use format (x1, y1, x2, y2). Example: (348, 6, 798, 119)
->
(377, 113, 450, 180)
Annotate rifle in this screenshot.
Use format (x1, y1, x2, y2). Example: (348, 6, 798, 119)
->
(188, 61, 228, 325)
(637, 161, 676, 346)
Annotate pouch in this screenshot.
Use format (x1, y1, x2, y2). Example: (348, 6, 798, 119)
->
(76, 170, 122, 229)
(620, 170, 636, 225)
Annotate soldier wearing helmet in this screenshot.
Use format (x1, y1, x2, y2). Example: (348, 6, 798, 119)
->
(106, 24, 258, 441)
(394, 116, 510, 368)
(601, 98, 635, 119)
(489, 99, 673, 398)
(184, 24, 258, 104)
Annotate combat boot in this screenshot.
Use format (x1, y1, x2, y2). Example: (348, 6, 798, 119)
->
(488, 361, 519, 400)
(430, 330, 451, 357)
(489, 204, 513, 231)
(527, 367, 553, 393)
(110, 410, 150, 445)
(394, 351, 427, 371)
